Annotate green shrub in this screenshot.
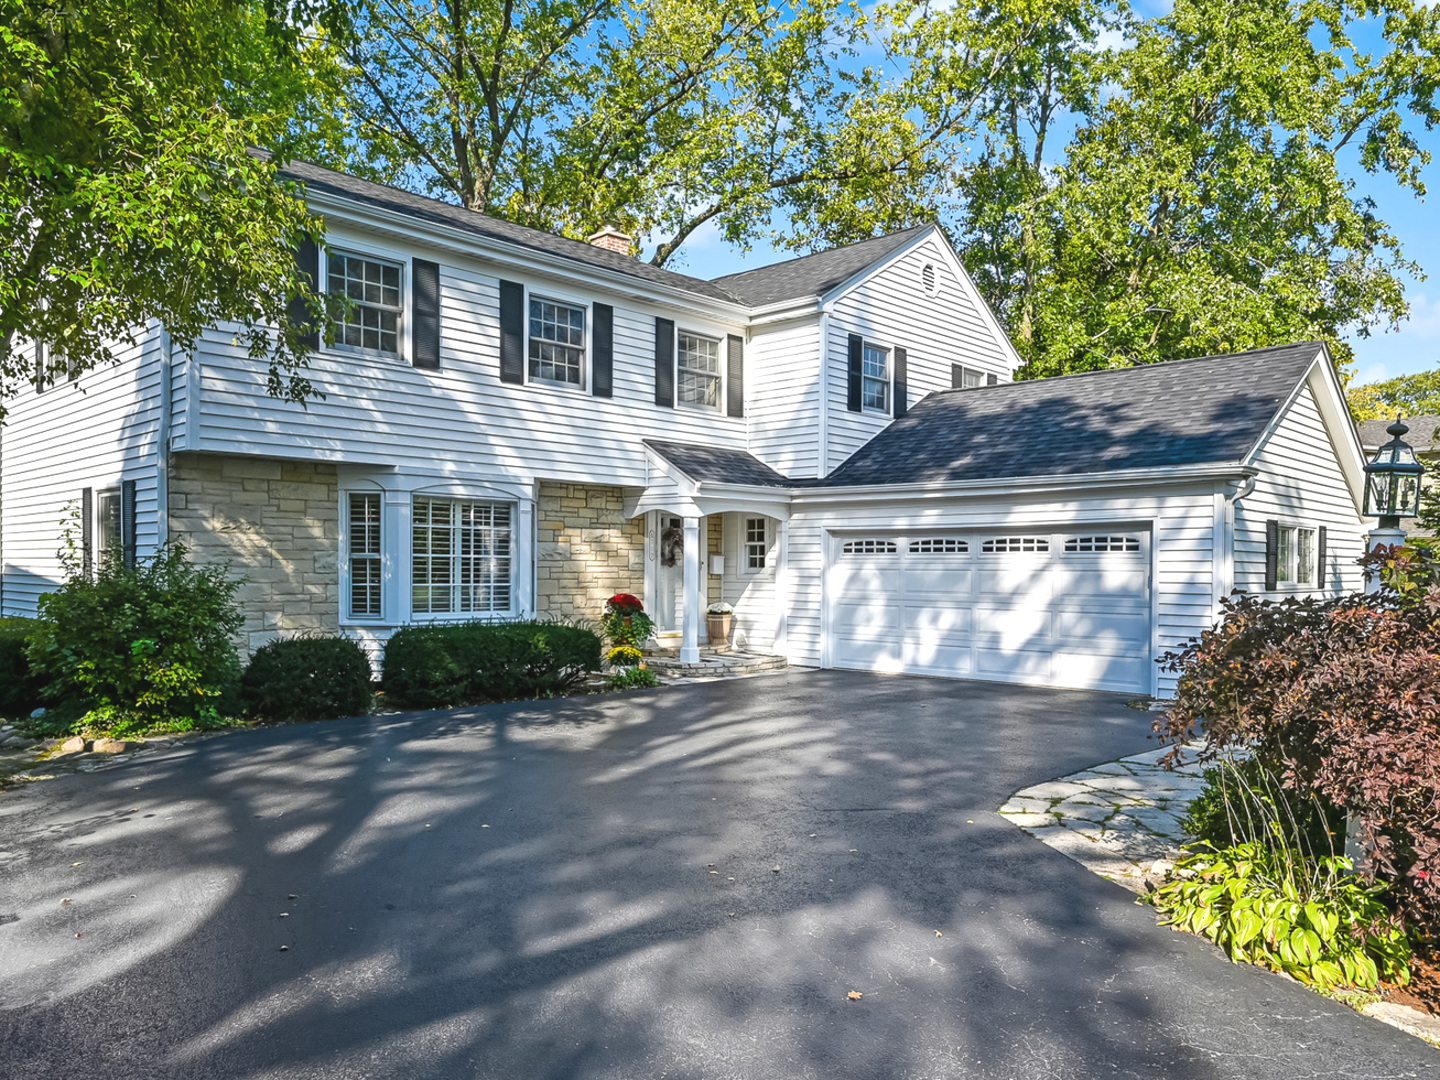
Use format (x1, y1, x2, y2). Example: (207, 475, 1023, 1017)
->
(241, 636, 374, 722)
(608, 665, 659, 691)
(0, 617, 45, 720)
(1182, 757, 1346, 856)
(382, 620, 602, 708)
(1145, 844, 1411, 990)
(26, 543, 243, 737)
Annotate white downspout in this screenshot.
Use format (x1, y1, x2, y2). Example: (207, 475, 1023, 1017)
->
(157, 324, 173, 548)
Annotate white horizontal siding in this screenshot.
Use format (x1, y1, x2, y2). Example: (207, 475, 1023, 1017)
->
(785, 485, 1221, 697)
(1236, 383, 1366, 596)
(185, 233, 749, 487)
(824, 236, 1015, 474)
(1, 328, 162, 616)
(719, 512, 780, 649)
(745, 318, 821, 478)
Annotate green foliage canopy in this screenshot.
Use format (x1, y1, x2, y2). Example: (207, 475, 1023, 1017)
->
(1348, 369, 1440, 421)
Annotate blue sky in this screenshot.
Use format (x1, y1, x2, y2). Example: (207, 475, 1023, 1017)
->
(674, 2, 1440, 390)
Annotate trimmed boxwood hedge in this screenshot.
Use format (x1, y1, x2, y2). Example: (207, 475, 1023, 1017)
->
(0, 617, 45, 720)
(382, 621, 602, 708)
(241, 635, 375, 722)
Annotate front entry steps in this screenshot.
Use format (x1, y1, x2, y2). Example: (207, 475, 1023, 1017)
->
(641, 646, 788, 679)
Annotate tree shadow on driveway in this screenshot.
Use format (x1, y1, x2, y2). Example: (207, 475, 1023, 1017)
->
(0, 670, 1433, 1079)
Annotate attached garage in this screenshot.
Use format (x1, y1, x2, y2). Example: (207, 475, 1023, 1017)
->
(827, 528, 1153, 693)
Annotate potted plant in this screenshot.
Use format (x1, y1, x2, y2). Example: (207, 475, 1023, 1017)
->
(705, 602, 733, 647)
(602, 593, 654, 653)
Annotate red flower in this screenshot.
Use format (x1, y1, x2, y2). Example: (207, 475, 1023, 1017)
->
(607, 593, 644, 611)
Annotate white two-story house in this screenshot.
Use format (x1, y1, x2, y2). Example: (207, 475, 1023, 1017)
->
(0, 160, 1372, 698)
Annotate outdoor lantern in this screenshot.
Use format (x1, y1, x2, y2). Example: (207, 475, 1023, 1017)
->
(1362, 418, 1426, 527)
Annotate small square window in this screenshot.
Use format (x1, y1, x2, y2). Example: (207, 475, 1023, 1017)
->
(862, 342, 889, 412)
(328, 251, 403, 355)
(529, 298, 586, 387)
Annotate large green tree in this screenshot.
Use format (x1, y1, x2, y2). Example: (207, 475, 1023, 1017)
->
(1348, 369, 1440, 420)
(961, 0, 1440, 376)
(0, 0, 343, 416)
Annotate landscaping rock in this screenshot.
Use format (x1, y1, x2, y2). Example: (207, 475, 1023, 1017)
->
(58, 737, 89, 755)
(0, 735, 38, 749)
(91, 738, 134, 754)
(1362, 1002, 1440, 1046)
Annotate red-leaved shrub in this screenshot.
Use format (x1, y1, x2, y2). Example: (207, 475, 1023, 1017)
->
(1157, 560, 1440, 939)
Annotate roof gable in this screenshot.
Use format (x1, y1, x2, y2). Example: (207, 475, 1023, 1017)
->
(709, 227, 931, 307)
(821, 342, 1326, 487)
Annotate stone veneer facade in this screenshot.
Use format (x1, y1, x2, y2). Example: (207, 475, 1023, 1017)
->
(168, 452, 341, 653)
(535, 482, 646, 621)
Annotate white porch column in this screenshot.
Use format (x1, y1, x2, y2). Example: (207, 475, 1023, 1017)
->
(681, 515, 702, 662)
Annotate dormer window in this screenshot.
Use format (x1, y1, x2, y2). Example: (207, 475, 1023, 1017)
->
(862, 342, 890, 412)
(328, 251, 402, 355)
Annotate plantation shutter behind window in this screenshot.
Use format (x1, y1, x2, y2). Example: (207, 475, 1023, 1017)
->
(499, 280, 525, 384)
(290, 238, 320, 350)
(1264, 519, 1279, 591)
(81, 487, 94, 580)
(412, 259, 441, 370)
(893, 346, 908, 419)
(726, 334, 744, 418)
(592, 303, 613, 398)
(121, 479, 137, 569)
(654, 317, 675, 407)
(847, 334, 863, 412)
(1317, 526, 1328, 589)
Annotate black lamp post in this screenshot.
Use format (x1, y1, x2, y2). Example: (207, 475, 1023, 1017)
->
(1363, 418, 1425, 529)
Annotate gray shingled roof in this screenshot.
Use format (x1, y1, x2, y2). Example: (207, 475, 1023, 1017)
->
(1358, 415, 1440, 453)
(645, 441, 793, 487)
(279, 159, 742, 304)
(820, 342, 1325, 487)
(710, 226, 931, 307)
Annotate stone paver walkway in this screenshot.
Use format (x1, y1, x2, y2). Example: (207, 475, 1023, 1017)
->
(998, 740, 1212, 892)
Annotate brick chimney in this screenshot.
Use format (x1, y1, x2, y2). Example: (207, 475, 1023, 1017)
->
(586, 224, 633, 256)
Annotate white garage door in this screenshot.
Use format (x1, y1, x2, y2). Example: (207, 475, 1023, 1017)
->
(828, 529, 1153, 693)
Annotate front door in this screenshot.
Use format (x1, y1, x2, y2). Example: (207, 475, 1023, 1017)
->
(654, 514, 684, 634)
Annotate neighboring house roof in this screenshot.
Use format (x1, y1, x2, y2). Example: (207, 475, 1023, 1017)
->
(709, 227, 932, 307)
(278, 159, 743, 305)
(821, 342, 1325, 487)
(645, 440, 794, 488)
(1357, 414, 1440, 453)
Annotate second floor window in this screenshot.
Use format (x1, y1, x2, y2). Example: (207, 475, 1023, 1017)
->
(678, 332, 721, 408)
(529, 297, 585, 386)
(862, 342, 890, 411)
(329, 251, 402, 355)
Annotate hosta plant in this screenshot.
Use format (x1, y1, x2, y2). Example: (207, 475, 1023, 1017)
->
(1145, 844, 1411, 990)
(608, 666, 659, 691)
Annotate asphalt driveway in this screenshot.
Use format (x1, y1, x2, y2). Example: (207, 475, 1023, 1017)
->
(0, 670, 1434, 1079)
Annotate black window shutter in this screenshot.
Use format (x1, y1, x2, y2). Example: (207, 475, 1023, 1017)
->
(1317, 526, 1327, 589)
(412, 259, 441, 370)
(81, 487, 94, 580)
(35, 341, 45, 392)
(592, 303, 613, 398)
(847, 334, 863, 412)
(499, 279, 525, 384)
(987, 373, 999, 386)
(121, 479, 137, 569)
(654, 317, 675, 407)
(893, 346, 908, 419)
(950, 363, 963, 390)
(290, 238, 320, 350)
(1264, 519, 1279, 591)
(727, 335, 744, 418)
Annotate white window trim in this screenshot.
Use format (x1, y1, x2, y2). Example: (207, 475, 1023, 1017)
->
(742, 516, 768, 574)
(676, 328, 724, 412)
(954, 364, 986, 390)
(526, 290, 590, 392)
(1274, 521, 1320, 590)
(861, 339, 891, 415)
(321, 243, 412, 364)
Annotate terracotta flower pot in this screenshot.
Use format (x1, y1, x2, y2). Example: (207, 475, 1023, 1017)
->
(705, 613, 733, 646)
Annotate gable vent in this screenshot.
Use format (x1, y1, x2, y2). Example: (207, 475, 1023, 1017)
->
(921, 262, 939, 297)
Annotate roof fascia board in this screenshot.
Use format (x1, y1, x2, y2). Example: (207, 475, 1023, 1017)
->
(641, 446, 702, 497)
(306, 192, 752, 321)
(817, 226, 939, 312)
(791, 462, 1255, 505)
(1301, 347, 1367, 510)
